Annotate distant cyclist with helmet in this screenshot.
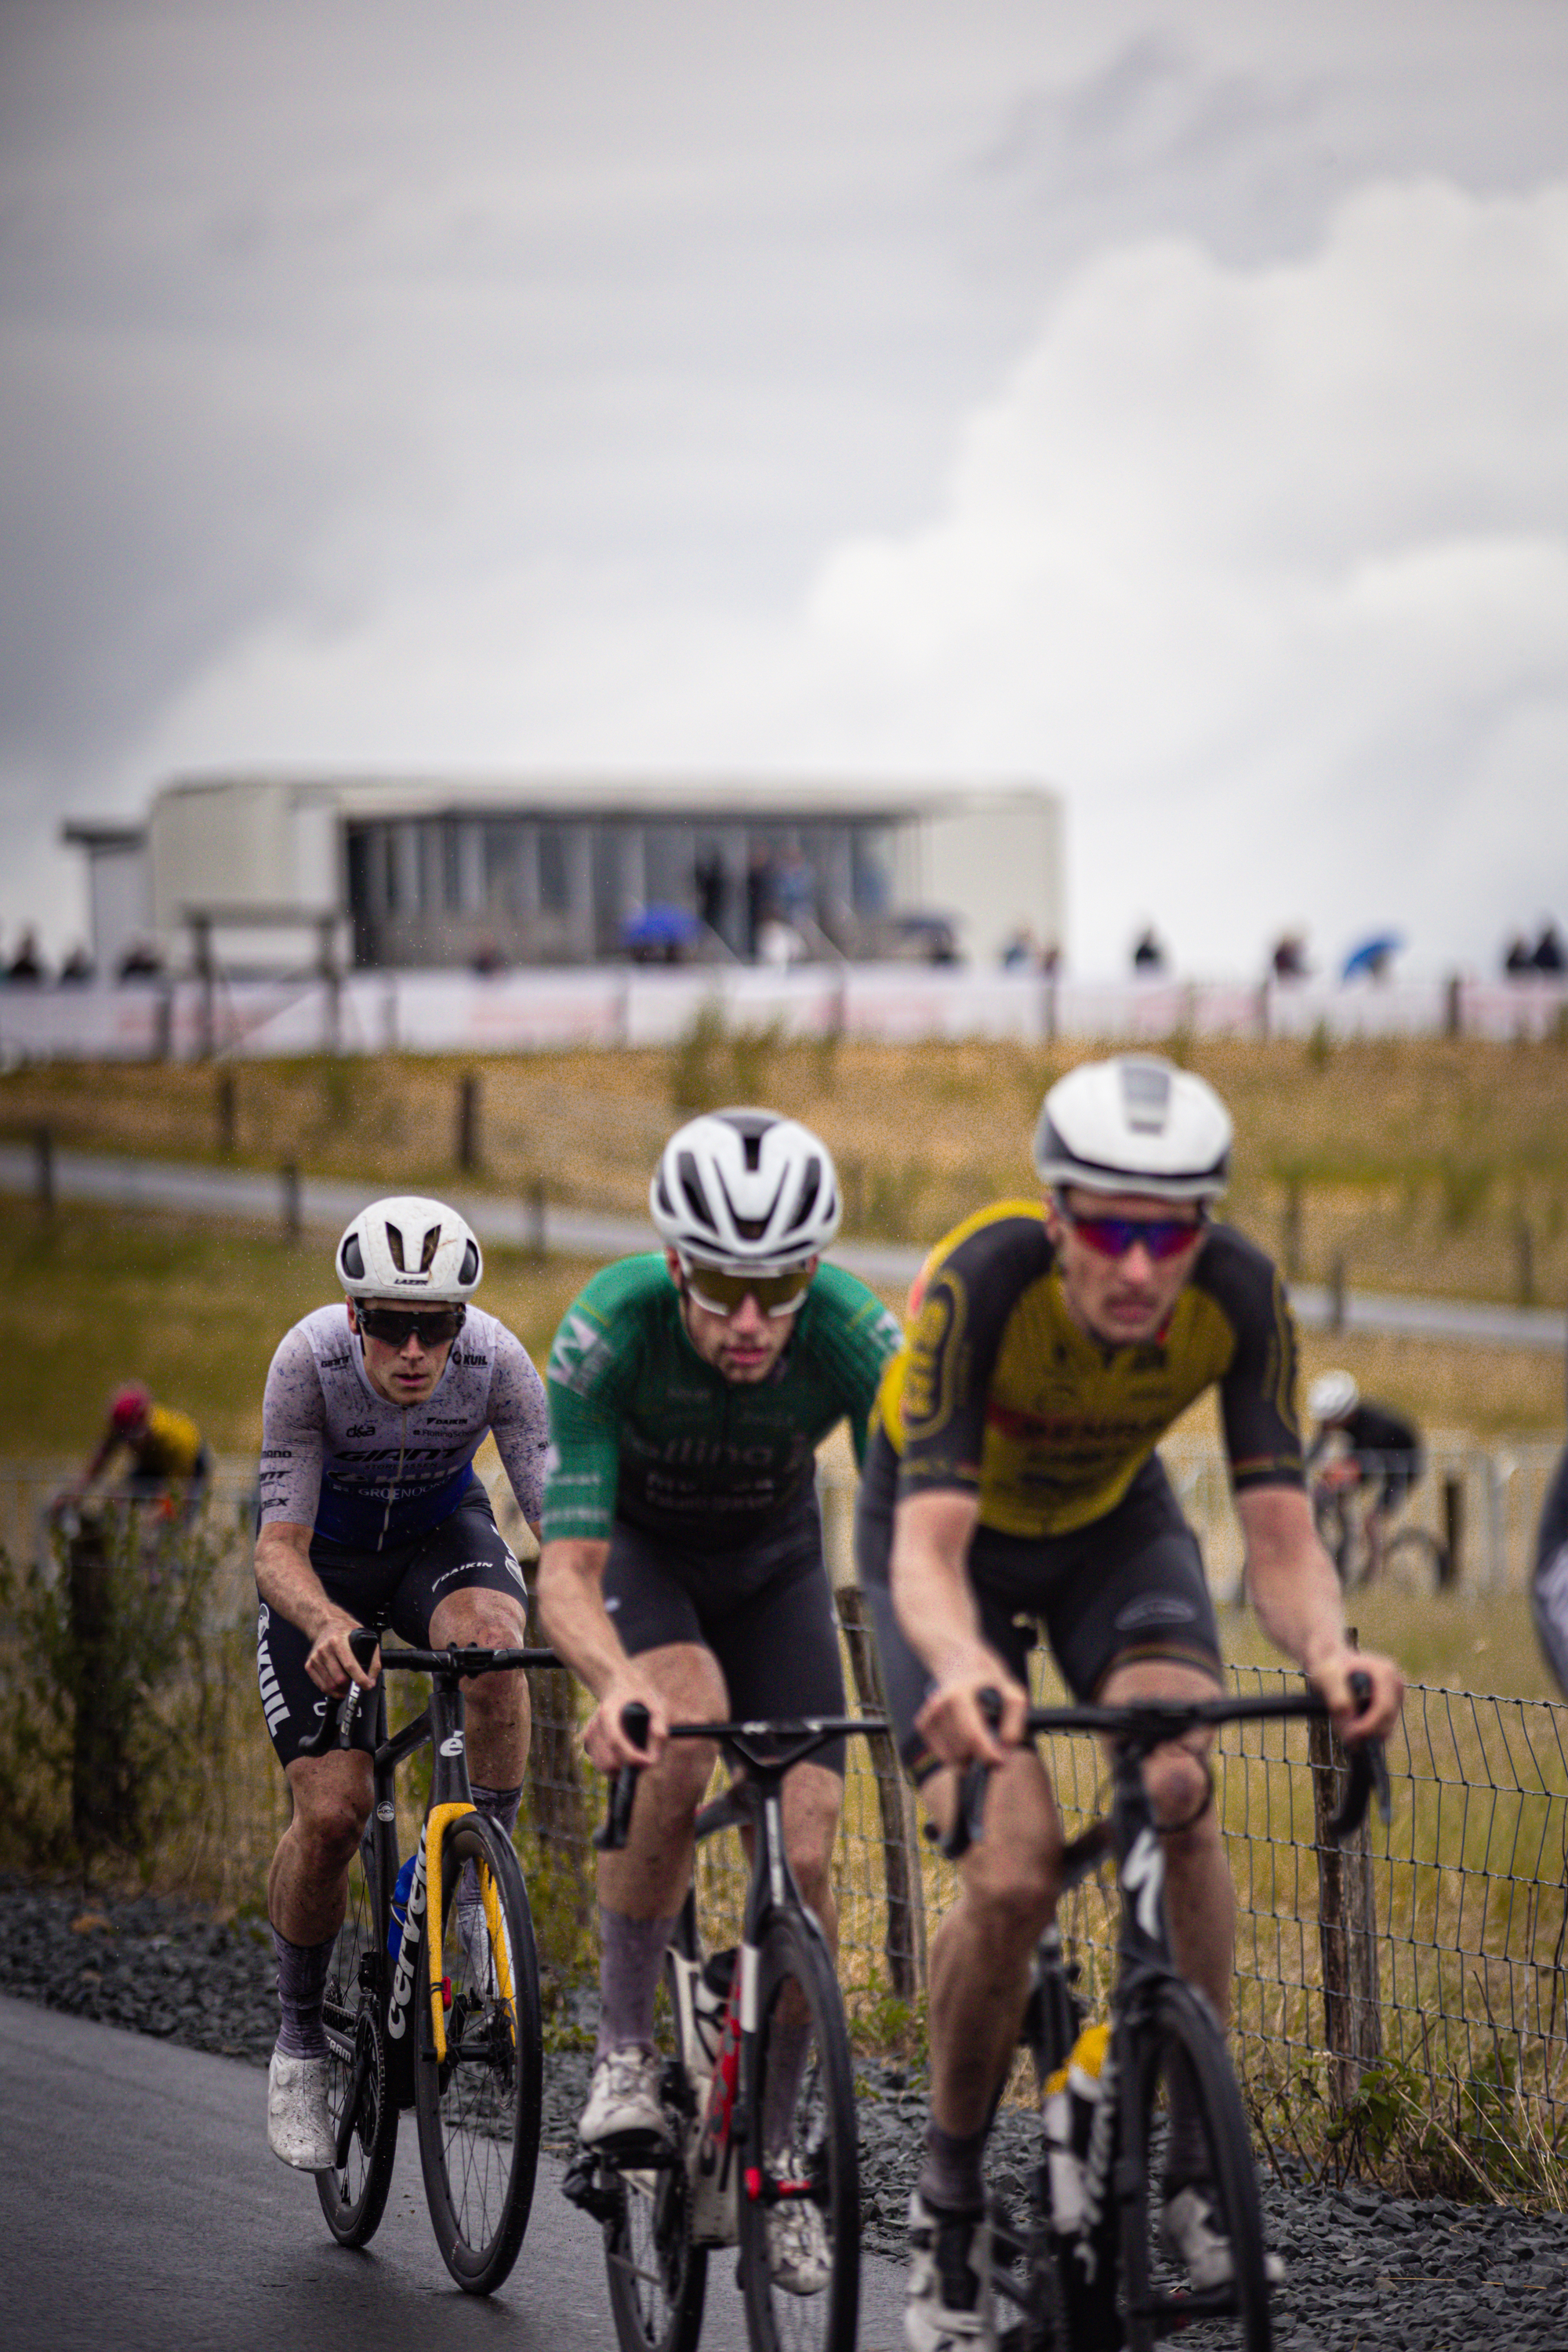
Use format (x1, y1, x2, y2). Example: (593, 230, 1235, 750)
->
(71, 1381, 212, 1523)
(854, 1053, 1404, 2351)
(253, 1194, 550, 2174)
(1305, 1370, 1424, 1584)
(535, 1109, 901, 2289)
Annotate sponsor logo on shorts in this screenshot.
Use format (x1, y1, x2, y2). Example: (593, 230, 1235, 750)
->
(256, 1608, 289, 1733)
(1112, 1594, 1197, 1632)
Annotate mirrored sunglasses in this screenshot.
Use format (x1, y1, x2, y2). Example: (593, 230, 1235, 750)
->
(1060, 1207, 1204, 1262)
(356, 1303, 466, 1347)
(681, 1260, 815, 1317)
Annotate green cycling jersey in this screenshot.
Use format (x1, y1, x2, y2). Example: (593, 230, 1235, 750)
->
(542, 1254, 902, 1549)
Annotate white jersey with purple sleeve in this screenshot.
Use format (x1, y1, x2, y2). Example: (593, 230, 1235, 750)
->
(258, 1303, 550, 1552)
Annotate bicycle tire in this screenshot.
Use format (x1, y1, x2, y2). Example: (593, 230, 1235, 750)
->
(1380, 1526, 1446, 1595)
(414, 1810, 543, 2294)
(316, 1834, 398, 2247)
(1116, 1979, 1272, 2352)
(603, 1950, 709, 2352)
(736, 1912, 859, 2352)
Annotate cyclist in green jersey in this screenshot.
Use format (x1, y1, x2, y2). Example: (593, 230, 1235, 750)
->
(856, 1054, 1404, 2351)
(536, 1110, 900, 2283)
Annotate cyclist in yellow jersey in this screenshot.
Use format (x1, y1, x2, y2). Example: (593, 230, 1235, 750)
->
(855, 1054, 1403, 2352)
(73, 1381, 212, 1519)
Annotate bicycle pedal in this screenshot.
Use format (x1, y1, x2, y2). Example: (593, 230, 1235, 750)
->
(561, 2148, 619, 2226)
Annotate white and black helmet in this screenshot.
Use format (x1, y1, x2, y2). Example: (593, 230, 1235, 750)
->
(650, 1110, 841, 1272)
(1307, 1370, 1360, 1422)
(1033, 1054, 1232, 1204)
(335, 1195, 483, 1302)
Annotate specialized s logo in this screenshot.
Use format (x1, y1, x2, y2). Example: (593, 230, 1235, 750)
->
(1121, 1826, 1166, 1941)
(900, 1269, 966, 1439)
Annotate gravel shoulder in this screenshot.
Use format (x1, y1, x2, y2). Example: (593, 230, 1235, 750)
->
(8, 1875, 1567, 2349)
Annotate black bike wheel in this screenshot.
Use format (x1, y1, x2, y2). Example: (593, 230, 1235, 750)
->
(316, 1835, 398, 2247)
(1116, 1980, 1272, 2352)
(413, 1812, 543, 2294)
(1381, 1527, 1446, 1595)
(736, 1914, 859, 2352)
(603, 1951, 709, 2352)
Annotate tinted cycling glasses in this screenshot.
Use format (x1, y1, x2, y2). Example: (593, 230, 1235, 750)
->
(356, 1303, 467, 1347)
(1056, 1202, 1206, 1262)
(679, 1259, 815, 1317)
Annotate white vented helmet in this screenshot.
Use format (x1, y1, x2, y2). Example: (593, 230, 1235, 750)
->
(1033, 1054, 1232, 1203)
(335, 1195, 483, 1302)
(1307, 1370, 1360, 1423)
(650, 1109, 841, 1272)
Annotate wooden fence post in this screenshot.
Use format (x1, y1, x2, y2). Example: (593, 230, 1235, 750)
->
(837, 1582, 924, 2001)
(281, 1162, 302, 1243)
(456, 1071, 481, 1171)
(67, 1513, 136, 1856)
(1309, 1700, 1382, 2110)
(34, 1124, 54, 1216)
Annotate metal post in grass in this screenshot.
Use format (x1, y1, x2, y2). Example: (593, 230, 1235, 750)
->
(281, 1161, 302, 1243)
(1309, 1684, 1382, 2111)
(1515, 1213, 1535, 1308)
(216, 1069, 237, 1156)
(33, 1123, 53, 1216)
(1442, 1475, 1463, 1589)
(456, 1070, 481, 1171)
(1329, 1253, 1346, 1333)
(1282, 1178, 1303, 1282)
(837, 1582, 923, 2001)
(524, 1174, 547, 1264)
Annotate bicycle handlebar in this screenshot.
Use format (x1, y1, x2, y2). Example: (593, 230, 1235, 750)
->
(591, 1701, 890, 1852)
(930, 1675, 1392, 1862)
(292, 1630, 559, 1760)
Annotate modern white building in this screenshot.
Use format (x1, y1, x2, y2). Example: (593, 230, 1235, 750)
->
(64, 771, 1065, 976)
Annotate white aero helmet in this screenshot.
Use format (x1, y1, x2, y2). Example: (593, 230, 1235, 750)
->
(650, 1109, 841, 1272)
(335, 1195, 483, 1302)
(1307, 1370, 1360, 1423)
(1033, 1054, 1232, 1204)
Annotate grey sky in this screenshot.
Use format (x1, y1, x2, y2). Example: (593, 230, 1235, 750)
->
(3, 1, 1566, 975)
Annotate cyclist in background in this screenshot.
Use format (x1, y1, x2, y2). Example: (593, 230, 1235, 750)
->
(855, 1054, 1404, 2352)
(1530, 1441, 1568, 1694)
(1305, 1370, 1424, 1581)
(535, 1109, 901, 2292)
(253, 1195, 550, 2176)
(71, 1381, 212, 1523)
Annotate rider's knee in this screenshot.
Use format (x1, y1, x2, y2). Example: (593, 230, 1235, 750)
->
(291, 1772, 371, 1866)
(1145, 1747, 1215, 1841)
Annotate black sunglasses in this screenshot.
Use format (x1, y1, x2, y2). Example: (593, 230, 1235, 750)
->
(356, 1303, 466, 1347)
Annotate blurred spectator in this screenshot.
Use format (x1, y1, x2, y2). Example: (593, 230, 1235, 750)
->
(1532, 920, 1565, 974)
(471, 938, 508, 976)
(58, 945, 95, 984)
(1131, 924, 1167, 973)
(117, 939, 163, 980)
(7, 928, 45, 982)
(745, 848, 776, 960)
(774, 844, 815, 929)
(694, 851, 726, 935)
(1270, 931, 1309, 982)
(1000, 924, 1039, 970)
(1040, 942, 1062, 977)
(1504, 933, 1534, 975)
(757, 915, 808, 968)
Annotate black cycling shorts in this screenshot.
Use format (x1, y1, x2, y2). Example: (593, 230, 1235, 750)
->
(256, 1488, 528, 1769)
(604, 1499, 848, 1776)
(855, 1429, 1222, 1775)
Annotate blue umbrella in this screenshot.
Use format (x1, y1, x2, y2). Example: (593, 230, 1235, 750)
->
(622, 903, 703, 951)
(1341, 932, 1404, 981)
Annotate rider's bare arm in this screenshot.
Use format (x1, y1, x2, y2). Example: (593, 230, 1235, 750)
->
(1237, 1484, 1403, 1737)
(535, 1535, 667, 1769)
(254, 1519, 380, 1695)
(889, 1486, 1028, 1764)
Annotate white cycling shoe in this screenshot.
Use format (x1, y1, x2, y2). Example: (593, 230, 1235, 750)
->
(1160, 2186, 1285, 2291)
(578, 2045, 673, 2147)
(267, 2050, 336, 2172)
(904, 2190, 996, 2352)
(765, 2192, 832, 2295)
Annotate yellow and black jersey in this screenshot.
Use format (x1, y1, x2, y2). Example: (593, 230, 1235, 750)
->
(127, 1404, 207, 1483)
(870, 1199, 1303, 1539)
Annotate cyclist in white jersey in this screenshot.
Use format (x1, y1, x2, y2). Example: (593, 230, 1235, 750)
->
(254, 1195, 550, 2173)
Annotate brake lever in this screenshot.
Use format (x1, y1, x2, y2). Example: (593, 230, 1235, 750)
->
(1327, 1668, 1392, 1838)
(293, 1624, 382, 1760)
(924, 1687, 1004, 1862)
(592, 1700, 652, 1852)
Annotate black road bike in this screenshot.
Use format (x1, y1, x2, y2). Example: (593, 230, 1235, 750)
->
(938, 1679, 1390, 2351)
(298, 1627, 557, 2294)
(565, 1703, 884, 2352)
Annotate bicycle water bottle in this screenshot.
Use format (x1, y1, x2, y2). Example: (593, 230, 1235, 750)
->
(387, 1853, 419, 1962)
